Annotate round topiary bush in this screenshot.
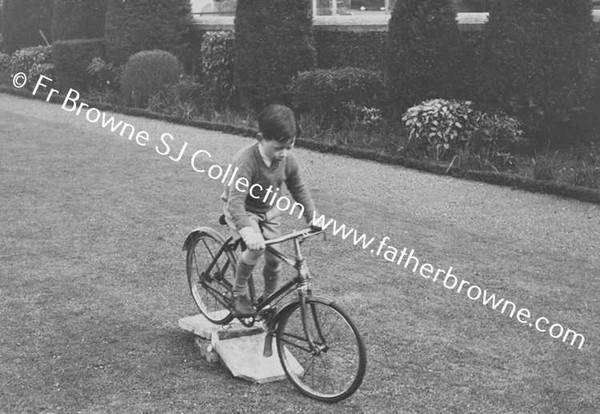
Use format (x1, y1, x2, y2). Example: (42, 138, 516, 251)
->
(104, 0, 195, 66)
(234, 0, 316, 111)
(51, 0, 108, 41)
(120, 50, 181, 107)
(1, 0, 53, 53)
(385, 0, 465, 118)
(478, 0, 595, 144)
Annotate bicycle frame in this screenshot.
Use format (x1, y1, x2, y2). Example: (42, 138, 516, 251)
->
(191, 226, 326, 356)
(185, 225, 366, 401)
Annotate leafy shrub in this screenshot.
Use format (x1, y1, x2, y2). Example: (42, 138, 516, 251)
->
(147, 76, 203, 120)
(234, 0, 316, 111)
(402, 99, 473, 160)
(289, 67, 384, 125)
(0, 52, 11, 84)
(86, 57, 121, 92)
(10, 46, 54, 89)
(478, 0, 595, 144)
(466, 111, 524, 167)
(200, 31, 235, 110)
(385, 0, 466, 117)
(52, 38, 104, 91)
(342, 102, 384, 132)
(449, 112, 524, 172)
(402, 98, 524, 166)
(51, 0, 108, 41)
(120, 50, 181, 107)
(104, 0, 196, 66)
(1, 0, 53, 53)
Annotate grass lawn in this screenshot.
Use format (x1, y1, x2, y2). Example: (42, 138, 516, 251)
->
(0, 95, 599, 413)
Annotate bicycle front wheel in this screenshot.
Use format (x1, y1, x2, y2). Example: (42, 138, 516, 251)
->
(186, 229, 236, 325)
(276, 298, 366, 403)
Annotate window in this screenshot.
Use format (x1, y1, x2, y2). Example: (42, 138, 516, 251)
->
(191, 0, 600, 17)
(351, 0, 386, 12)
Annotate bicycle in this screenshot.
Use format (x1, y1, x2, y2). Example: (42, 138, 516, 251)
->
(183, 215, 367, 403)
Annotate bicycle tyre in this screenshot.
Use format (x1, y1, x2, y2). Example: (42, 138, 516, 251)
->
(276, 297, 367, 403)
(186, 228, 236, 325)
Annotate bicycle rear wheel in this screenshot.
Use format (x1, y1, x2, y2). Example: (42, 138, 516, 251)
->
(186, 229, 236, 324)
(276, 298, 366, 402)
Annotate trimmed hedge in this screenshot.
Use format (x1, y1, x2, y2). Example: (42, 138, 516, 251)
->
(120, 50, 181, 108)
(234, 0, 316, 111)
(51, 0, 108, 41)
(315, 31, 386, 71)
(1, 0, 53, 53)
(52, 38, 104, 91)
(385, 0, 466, 117)
(104, 0, 196, 66)
(289, 67, 383, 123)
(478, 0, 595, 144)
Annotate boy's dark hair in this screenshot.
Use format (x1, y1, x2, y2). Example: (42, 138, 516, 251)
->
(258, 104, 297, 143)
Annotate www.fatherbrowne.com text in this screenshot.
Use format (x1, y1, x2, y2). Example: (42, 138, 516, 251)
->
(309, 212, 586, 350)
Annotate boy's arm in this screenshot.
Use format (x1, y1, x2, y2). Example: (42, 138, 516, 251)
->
(285, 155, 316, 224)
(225, 162, 254, 230)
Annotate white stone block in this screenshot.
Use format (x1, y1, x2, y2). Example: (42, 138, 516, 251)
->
(180, 314, 303, 384)
(214, 332, 303, 384)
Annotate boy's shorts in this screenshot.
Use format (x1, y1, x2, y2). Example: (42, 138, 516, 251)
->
(223, 205, 282, 243)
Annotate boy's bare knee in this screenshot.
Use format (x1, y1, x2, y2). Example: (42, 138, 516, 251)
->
(242, 248, 264, 265)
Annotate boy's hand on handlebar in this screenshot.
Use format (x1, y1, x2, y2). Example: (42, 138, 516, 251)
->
(239, 227, 265, 251)
(307, 210, 323, 232)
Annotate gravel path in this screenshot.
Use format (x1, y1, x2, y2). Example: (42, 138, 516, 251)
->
(2, 94, 598, 262)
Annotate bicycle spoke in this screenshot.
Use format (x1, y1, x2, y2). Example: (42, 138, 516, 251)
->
(186, 231, 236, 324)
(276, 300, 366, 402)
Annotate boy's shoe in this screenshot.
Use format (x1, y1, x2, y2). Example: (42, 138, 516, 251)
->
(232, 294, 255, 317)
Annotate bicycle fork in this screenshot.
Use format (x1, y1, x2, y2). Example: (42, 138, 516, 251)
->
(262, 288, 309, 359)
(262, 238, 319, 358)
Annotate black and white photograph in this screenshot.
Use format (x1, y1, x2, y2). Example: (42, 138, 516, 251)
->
(1, 0, 599, 412)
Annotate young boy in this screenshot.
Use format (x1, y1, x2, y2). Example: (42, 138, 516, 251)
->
(221, 104, 317, 317)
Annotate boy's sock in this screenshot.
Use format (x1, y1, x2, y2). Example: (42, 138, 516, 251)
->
(233, 259, 256, 297)
(263, 262, 281, 298)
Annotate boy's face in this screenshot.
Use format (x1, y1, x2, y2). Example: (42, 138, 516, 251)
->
(259, 138, 294, 163)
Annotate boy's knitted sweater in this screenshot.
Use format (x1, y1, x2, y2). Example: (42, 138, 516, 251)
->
(221, 142, 315, 229)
